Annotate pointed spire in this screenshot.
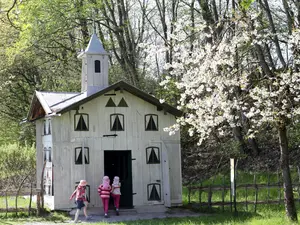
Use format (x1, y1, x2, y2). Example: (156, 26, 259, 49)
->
(78, 33, 108, 58)
(84, 34, 108, 55)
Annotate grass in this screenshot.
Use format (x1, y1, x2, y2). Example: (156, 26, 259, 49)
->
(1, 207, 298, 225)
(1, 171, 300, 224)
(0, 196, 36, 208)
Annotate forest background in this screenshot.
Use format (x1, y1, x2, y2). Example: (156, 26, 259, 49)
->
(1, 0, 300, 221)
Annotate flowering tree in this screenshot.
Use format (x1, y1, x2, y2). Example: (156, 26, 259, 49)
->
(162, 0, 300, 221)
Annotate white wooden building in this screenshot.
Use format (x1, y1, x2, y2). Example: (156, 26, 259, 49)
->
(27, 34, 182, 210)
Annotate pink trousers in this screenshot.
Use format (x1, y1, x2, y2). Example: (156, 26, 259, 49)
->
(101, 198, 109, 213)
(111, 194, 121, 208)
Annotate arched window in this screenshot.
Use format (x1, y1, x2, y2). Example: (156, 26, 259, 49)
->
(95, 60, 101, 73)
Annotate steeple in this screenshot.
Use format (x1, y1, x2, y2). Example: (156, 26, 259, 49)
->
(78, 34, 109, 96)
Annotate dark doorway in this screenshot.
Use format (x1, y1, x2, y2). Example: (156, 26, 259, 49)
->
(104, 150, 133, 208)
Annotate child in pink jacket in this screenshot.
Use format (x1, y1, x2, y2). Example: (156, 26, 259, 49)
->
(98, 176, 111, 218)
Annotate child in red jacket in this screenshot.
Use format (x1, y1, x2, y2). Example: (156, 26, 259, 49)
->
(98, 176, 111, 218)
(69, 180, 91, 222)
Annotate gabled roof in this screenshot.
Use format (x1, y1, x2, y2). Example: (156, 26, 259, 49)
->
(27, 81, 182, 122)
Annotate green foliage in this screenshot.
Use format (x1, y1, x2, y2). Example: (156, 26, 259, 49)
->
(0, 143, 36, 187)
(240, 0, 255, 10)
(0, 196, 36, 209)
(0, 116, 20, 145)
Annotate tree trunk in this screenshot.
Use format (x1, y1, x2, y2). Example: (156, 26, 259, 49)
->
(15, 176, 28, 216)
(41, 160, 46, 210)
(232, 126, 247, 154)
(28, 182, 32, 216)
(278, 122, 298, 221)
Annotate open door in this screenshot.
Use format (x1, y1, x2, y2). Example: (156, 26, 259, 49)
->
(104, 150, 133, 208)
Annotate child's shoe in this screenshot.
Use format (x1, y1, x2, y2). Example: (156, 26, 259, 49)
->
(85, 215, 92, 220)
(104, 213, 109, 218)
(116, 208, 119, 216)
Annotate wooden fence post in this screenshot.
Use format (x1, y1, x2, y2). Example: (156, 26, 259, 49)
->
(208, 184, 212, 211)
(199, 183, 202, 211)
(277, 170, 281, 205)
(188, 187, 191, 204)
(222, 175, 225, 212)
(28, 182, 33, 216)
(245, 184, 248, 211)
(254, 174, 258, 213)
(267, 173, 270, 204)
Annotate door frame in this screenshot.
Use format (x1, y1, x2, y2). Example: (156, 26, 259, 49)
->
(104, 150, 133, 208)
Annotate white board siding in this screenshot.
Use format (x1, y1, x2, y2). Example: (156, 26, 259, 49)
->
(163, 141, 182, 205)
(49, 89, 181, 209)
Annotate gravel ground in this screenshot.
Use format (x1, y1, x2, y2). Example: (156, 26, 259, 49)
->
(21, 208, 201, 224)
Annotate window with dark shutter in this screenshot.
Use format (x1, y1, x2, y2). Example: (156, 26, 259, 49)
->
(147, 183, 161, 201)
(146, 147, 160, 164)
(74, 113, 89, 131)
(75, 147, 89, 165)
(43, 147, 51, 162)
(110, 114, 124, 131)
(145, 114, 158, 131)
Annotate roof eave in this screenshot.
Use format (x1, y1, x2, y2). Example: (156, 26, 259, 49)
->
(56, 81, 183, 117)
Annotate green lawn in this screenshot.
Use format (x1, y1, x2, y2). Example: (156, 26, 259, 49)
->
(1, 171, 300, 224)
(1, 204, 300, 225)
(0, 196, 36, 209)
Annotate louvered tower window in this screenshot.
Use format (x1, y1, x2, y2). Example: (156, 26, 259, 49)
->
(95, 60, 101, 73)
(74, 113, 89, 131)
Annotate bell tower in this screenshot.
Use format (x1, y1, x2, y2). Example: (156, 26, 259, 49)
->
(78, 34, 109, 96)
